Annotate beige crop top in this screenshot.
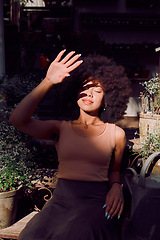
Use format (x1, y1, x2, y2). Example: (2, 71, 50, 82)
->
(55, 121, 116, 182)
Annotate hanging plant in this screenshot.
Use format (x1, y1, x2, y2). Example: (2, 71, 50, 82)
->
(140, 73, 160, 114)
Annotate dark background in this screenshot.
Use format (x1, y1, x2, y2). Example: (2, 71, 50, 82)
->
(3, 0, 160, 76)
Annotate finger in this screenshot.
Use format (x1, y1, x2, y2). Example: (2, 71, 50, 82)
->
(54, 49, 66, 62)
(61, 51, 76, 64)
(107, 199, 119, 219)
(67, 60, 83, 72)
(105, 202, 113, 219)
(110, 201, 121, 219)
(117, 201, 124, 219)
(65, 54, 81, 67)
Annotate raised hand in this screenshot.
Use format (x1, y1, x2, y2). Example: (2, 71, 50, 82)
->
(46, 50, 83, 84)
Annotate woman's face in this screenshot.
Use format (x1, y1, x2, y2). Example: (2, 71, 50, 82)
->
(77, 80, 104, 114)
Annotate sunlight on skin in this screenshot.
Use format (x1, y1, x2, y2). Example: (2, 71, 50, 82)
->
(77, 81, 104, 121)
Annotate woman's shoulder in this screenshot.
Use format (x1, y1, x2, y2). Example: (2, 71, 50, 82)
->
(115, 125, 125, 135)
(115, 125, 126, 145)
(104, 123, 125, 137)
(106, 123, 123, 133)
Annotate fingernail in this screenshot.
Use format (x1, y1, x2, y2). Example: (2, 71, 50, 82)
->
(118, 215, 121, 220)
(78, 54, 81, 56)
(63, 49, 66, 52)
(105, 212, 108, 218)
(80, 60, 83, 63)
(103, 204, 106, 208)
(107, 215, 110, 220)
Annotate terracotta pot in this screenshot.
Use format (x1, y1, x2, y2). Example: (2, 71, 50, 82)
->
(0, 188, 21, 229)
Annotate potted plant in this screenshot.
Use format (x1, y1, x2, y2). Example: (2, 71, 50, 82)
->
(0, 102, 37, 229)
(0, 73, 59, 228)
(139, 73, 160, 143)
(132, 130, 160, 172)
(125, 74, 160, 237)
(0, 156, 35, 229)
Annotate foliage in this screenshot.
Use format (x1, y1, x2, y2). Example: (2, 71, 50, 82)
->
(133, 130, 160, 164)
(139, 132, 160, 161)
(26, 139, 58, 169)
(0, 157, 35, 192)
(0, 103, 38, 192)
(0, 72, 42, 107)
(140, 74, 160, 114)
(142, 74, 160, 95)
(0, 72, 58, 192)
(0, 93, 5, 101)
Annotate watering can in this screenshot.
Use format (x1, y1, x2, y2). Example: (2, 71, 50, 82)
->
(123, 152, 160, 240)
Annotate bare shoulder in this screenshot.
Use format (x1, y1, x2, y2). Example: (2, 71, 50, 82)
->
(115, 125, 126, 137)
(115, 125, 126, 146)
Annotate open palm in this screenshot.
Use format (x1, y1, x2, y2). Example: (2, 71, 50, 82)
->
(46, 50, 82, 84)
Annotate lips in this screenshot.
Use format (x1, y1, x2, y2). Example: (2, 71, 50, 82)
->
(82, 99, 93, 104)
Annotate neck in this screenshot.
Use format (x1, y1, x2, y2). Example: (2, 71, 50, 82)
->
(77, 110, 100, 125)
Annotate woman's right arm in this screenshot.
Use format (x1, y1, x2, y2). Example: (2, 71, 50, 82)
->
(9, 50, 82, 140)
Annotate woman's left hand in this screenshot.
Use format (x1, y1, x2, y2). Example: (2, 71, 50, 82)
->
(103, 183, 124, 220)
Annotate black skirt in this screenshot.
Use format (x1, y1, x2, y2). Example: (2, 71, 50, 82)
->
(18, 179, 122, 240)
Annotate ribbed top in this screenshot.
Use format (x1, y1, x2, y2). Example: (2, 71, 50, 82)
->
(56, 121, 116, 182)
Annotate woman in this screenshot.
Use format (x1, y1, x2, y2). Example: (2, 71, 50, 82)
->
(9, 50, 130, 240)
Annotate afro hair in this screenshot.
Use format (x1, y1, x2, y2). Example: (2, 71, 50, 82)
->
(53, 54, 131, 123)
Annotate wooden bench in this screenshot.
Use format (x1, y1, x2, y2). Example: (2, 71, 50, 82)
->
(0, 211, 38, 240)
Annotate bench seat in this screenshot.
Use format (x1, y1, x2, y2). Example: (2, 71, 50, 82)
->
(0, 211, 38, 240)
